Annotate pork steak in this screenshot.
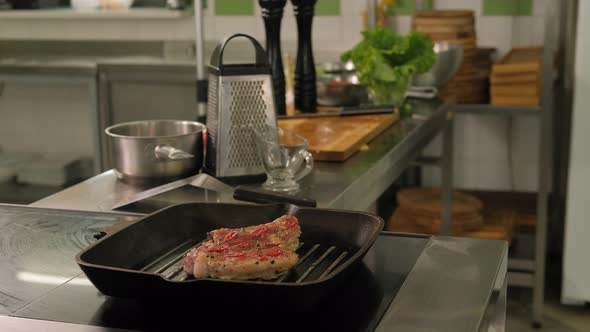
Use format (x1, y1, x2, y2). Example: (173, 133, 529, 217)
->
(183, 215, 301, 280)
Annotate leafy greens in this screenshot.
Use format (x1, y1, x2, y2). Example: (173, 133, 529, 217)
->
(341, 28, 435, 105)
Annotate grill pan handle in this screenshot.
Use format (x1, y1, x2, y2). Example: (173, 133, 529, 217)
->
(210, 33, 269, 69)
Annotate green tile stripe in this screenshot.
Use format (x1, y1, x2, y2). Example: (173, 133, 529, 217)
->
(483, 0, 533, 16)
(387, 0, 434, 16)
(215, 0, 254, 16)
(515, 0, 533, 16)
(213, 0, 340, 17)
(315, 0, 340, 16)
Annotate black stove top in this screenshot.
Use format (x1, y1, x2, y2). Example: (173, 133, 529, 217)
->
(0, 205, 429, 331)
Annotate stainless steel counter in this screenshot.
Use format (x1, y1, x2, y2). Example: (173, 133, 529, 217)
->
(0, 204, 507, 332)
(32, 99, 452, 215)
(0, 56, 195, 75)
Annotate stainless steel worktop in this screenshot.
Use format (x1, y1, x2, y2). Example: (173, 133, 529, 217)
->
(32, 99, 451, 213)
(0, 56, 195, 76)
(0, 204, 507, 332)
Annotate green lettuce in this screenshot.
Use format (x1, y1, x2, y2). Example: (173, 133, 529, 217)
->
(341, 28, 435, 105)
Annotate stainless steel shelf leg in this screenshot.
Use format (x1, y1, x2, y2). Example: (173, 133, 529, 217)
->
(88, 77, 101, 175)
(97, 71, 111, 172)
(532, 0, 559, 325)
(440, 110, 454, 235)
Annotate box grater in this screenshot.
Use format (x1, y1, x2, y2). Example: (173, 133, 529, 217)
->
(205, 34, 277, 178)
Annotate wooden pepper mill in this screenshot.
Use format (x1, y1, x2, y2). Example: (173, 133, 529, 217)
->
(291, 0, 317, 113)
(259, 0, 288, 116)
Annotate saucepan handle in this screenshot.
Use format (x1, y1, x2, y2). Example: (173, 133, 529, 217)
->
(154, 144, 194, 160)
(293, 150, 313, 181)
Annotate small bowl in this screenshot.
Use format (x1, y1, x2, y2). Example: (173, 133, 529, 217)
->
(317, 61, 369, 107)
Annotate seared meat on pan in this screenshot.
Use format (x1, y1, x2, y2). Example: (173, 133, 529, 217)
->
(183, 215, 301, 280)
(208, 215, 301, 251)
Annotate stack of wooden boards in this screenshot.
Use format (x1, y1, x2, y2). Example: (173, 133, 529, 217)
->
(491, 46, 544, 106)
(412, 10, 488, 104)
(387, 187, 515, 242)
(474, 47, 497, 76)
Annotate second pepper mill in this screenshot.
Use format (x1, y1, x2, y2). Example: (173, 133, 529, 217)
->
(259, 0, 287, 116)
(291, 0, 317, 113)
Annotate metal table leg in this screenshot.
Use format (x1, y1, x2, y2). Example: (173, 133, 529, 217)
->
(440, 110, 454, 235)
(531, 0, 560, 326)
(87, 77, 101, 175)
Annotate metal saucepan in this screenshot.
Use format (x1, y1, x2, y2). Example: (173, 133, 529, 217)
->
(316, 61, 369, 107)
(105, 120, 205, 181)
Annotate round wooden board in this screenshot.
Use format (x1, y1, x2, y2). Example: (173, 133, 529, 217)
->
(391, 209, 484, 234)
(453, 71, 489, 82)
(424, 31, 477, 40)
(443, 37, 477, 46)
(402, 210, 485, 229)
(413, 17, 474, 27)
(396, 187, 484, 215)
(415, 10, 475, 18)
(413, 24, 475, 34)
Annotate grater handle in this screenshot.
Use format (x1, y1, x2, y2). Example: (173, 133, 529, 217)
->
(210, 34, 269, 69)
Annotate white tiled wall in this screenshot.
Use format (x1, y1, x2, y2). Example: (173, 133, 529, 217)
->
(0, 0, 548, 190)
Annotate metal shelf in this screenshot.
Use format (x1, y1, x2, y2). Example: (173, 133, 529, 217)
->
(444, 1, 564, 325)
(454, 104, 541, 116)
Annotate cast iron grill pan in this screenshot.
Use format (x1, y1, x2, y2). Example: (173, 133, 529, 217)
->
(76, 203, 383, 305)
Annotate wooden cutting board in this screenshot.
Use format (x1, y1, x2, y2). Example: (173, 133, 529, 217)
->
(491, 94, 540, 106)
(278, 112, 399, 162)
(491, 46, 543, 75)
(490, 73, 540, 85)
